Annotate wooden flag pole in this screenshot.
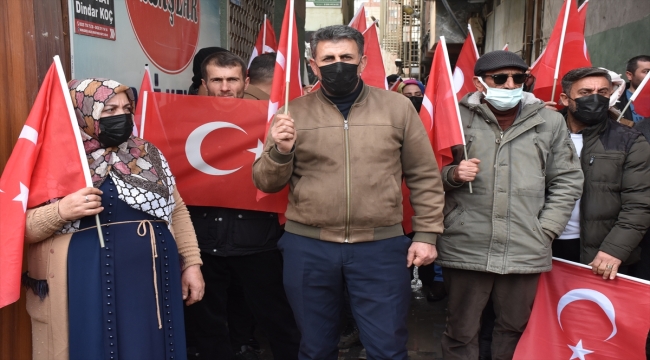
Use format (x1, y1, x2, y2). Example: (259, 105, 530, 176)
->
(54, 55, 105, 248)
(550, 0, 572, 103)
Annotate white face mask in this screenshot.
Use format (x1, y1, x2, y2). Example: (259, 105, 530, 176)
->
(478, 77, 523, 111)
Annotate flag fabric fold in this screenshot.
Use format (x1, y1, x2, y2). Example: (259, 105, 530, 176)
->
(248, 17, 278, 68)
(514, 259, 650, 360)
(530, 0, 591, 102)
(422, 37, 466, 169)
(404, 37, 465, 234)
(0, 63, 86, 308)
(452, 25, 480, 100)
(360, 24, 387, 89)
(258, 0, 302, 200)
(265, 0, 302, 130)
(348, 4, 368, 33)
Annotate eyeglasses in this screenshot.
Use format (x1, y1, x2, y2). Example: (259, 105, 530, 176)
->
(483, 73, 530, 85)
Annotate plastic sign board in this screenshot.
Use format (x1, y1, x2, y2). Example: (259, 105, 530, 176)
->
(74, 0, 116, 40)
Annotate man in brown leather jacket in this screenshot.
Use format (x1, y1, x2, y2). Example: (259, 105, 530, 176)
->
(253, 25, 445, 360)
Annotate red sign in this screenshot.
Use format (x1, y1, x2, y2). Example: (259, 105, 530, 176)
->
(125, 0, 201, 74)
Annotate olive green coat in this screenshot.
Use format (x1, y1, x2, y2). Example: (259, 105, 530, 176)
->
(436, 92, 583, 274)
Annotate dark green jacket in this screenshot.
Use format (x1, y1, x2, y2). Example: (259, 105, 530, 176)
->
(577, 118, 650, 265)
(437, 92, 583, 274)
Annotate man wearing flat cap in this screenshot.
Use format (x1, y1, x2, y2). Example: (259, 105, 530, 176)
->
(435, 50, 584, 359)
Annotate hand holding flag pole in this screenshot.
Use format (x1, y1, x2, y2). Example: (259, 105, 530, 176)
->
(439, 36, 473, 193)
(283, 0, 296, 115)
(615, 72, 649, 122)
(54, 55, 105, 248)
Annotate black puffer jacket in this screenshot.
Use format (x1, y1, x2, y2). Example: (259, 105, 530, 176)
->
(577, 118, 650, 265)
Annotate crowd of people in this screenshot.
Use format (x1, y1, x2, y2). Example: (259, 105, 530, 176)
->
(20, 24, 650, 360)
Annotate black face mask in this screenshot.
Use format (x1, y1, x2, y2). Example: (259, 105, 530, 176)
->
(98, 113, 134, 147)
(409, 96, 423, 113)
(569, 94, 610, 126)
(318, 61, 360, 96)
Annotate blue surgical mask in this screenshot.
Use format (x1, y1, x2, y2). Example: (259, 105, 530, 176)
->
(478, 77, 523, 111)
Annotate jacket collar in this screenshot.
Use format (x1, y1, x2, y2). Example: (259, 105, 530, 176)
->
(243, 84, 270, 100)
(315, 81, 370, 106)
(461, 91, 546, 130)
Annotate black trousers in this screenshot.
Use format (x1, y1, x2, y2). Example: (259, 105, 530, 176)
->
(184, 250, 301, 360)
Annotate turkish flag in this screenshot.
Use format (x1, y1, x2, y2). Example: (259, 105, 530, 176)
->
(360, 24, 388, 89)
(348, 9, 387, 90)
(248, 18, 278, 68)
(349, 4, 368, 33)
(266, 0, 302, 127)
(514, 259, 650, 360)
(133, 65, 153, 136)
(452, 31, 479, 100)
(0, 62, 86, 308)
(404, 37, 464, 234)
(630, 72, 650, 117)
(143, 92, 288, 213)
(258, 0, 302, 200)
(530, 0, 591, 102)
(421, 37, 465, 169)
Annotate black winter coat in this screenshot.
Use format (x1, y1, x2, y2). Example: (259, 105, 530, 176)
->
(577, 118, 650, 265)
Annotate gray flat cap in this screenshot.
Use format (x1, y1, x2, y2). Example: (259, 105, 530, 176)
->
(474, 50, 528, 76)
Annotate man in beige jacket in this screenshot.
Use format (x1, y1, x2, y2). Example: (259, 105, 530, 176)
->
(253, 25, 445, 360)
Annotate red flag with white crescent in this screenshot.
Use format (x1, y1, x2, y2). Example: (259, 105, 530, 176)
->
(0, 62, 86, 308)
(514, 259, 650, 360)
(258, 0, 302, 200)
(422, 37, 465, 169)
(248, 18, 278, 68)
(143, 92, 288, 212)
(452, 26, 480, 100)
(404, 37, 464, 233)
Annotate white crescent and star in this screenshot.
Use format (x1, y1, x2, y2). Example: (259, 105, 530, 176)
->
(568, 339, 594, 360)
(557, 288, 618, 360)
(185, 122, 263, 176)
(12, 182, 29, 213)
(558, 288, 617, 340)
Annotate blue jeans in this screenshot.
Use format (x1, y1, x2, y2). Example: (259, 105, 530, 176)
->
(278, 233, 412, 360)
